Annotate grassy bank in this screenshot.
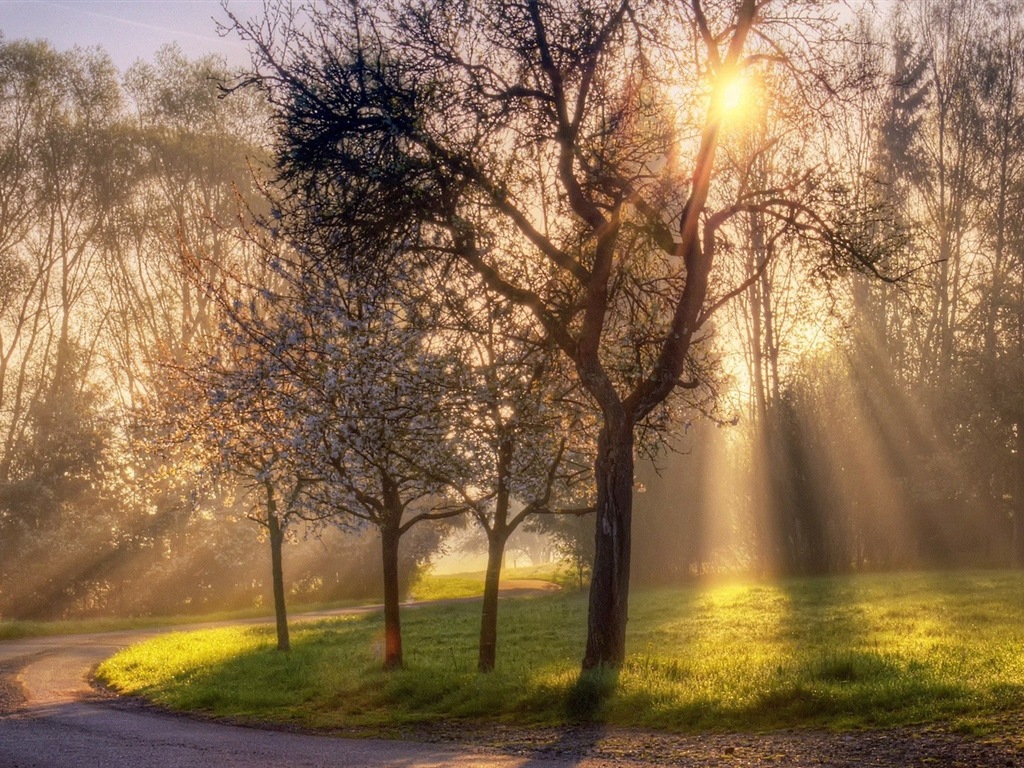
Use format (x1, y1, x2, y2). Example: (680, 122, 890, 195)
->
(96, 571, 1024, 735)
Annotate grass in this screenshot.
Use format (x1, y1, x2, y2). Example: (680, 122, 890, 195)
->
(408, 562, 579, 601)
(0, 596, 372, 642)
(0, 561, 570, 640)
(95, 570, 1024, 735)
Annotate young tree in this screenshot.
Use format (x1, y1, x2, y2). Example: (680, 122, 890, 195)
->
(199, 329, 313, 652)
(232, 0, 867, 668)
(434, 285, 594, 671)
(275, 272, 466, 669)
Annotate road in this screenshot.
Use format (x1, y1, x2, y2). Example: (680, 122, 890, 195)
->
(0, 587, 629, 768)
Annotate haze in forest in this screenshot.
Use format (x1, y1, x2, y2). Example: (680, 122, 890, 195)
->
(0, 0, 1020, 671)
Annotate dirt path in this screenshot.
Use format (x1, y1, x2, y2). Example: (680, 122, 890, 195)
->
(2, 597, 1023, 767)
(494, 579, 563, 593)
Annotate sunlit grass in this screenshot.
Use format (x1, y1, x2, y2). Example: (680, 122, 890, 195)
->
(0, 563, 570, 641)
(0, 597, 372, 641)
(96, 571, 1024, 734)
(408, 562, 578, 601)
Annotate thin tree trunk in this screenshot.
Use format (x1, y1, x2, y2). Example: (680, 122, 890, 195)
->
(1014, 425, 1024, 569)
(267, 508, 290, 652)
(1013, 505, 1022, 570)
(478, 532, 506, 673)
(381, 525, 403, 670)
(582, 419, 634, 670)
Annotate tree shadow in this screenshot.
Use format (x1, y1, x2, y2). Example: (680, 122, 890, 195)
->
(516, 723, 607, 767)
(488, 666, 617, 767)
(565, 665, 619, 722)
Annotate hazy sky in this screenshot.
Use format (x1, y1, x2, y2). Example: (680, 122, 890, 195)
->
(1, 1, 262, 70)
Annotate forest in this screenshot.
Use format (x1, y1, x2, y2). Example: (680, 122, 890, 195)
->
(0, 0, 1021, 670)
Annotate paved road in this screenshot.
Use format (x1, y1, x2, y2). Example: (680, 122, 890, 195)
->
(0, 589, 629, 768)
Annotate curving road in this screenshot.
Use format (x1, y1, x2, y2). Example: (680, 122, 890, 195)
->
(0, 587, 634, 768)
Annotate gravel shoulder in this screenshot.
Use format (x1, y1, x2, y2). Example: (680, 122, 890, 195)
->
(393, 718, 1024, 767)
(0, 660, 26, 714)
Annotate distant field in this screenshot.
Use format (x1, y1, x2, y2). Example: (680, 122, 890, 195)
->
(0, 597, 373, 642)
(96, 571, 1024, 735)
(0, 564, 571, 641)
(408, 562, 581, 601)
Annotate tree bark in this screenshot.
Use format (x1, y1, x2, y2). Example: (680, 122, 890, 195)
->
(582, 419, 634, 670)
(267, 509, 290, 652)
(381, 524, 403, 670)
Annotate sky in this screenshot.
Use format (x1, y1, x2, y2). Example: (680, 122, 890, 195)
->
(0, 1, 262, 71)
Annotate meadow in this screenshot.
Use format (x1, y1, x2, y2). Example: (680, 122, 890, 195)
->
(94, 570, 1024, 735)
(407, 562, 581, 601)
(0, 597, 371, 642)
(0, 563, 570, 641)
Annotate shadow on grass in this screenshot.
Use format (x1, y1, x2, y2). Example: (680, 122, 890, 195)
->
(600, 576, 986, 731)
(606, 657, 974, 732)
(565, 666, 619, 722)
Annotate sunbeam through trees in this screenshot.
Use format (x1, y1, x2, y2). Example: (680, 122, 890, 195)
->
(0, 0, 1023, 691)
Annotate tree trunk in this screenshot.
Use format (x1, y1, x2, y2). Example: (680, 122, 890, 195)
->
(478, 532, 506, 673)
(1012, 510, 1021, 570)
(264, 489, 288, 651)
(582, 420, 634, 670)
(381, 525, 403, 670)
(1013, 425, 1024, 569)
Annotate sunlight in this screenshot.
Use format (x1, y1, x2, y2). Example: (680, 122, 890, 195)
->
(713, 69, 758, 126)
(721, 77, 745, 114)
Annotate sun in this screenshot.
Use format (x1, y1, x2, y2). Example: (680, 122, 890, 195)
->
(721, 76, 746, 114)
(713, 69, 755, 124)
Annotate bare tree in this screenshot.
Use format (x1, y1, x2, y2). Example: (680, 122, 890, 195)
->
(231, 0, 861, 668)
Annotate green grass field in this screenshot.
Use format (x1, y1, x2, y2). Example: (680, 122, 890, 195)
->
(0, 563, 572, 641)
(407, 562, 580, 601)
(0, 597, 373, 642)
(95, 571, 1024, 735)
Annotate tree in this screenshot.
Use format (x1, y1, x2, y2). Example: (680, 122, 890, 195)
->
(833, 0, 1024, 570)
(232, 0, 866, 668)
(965, 2, 1024, 565)
(0, 40, 128, 618)
(102, 45, 277, 620)
(274, 271, 466, 670)
(197, 315, 314, 652)
(434, 285, 594, 671)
